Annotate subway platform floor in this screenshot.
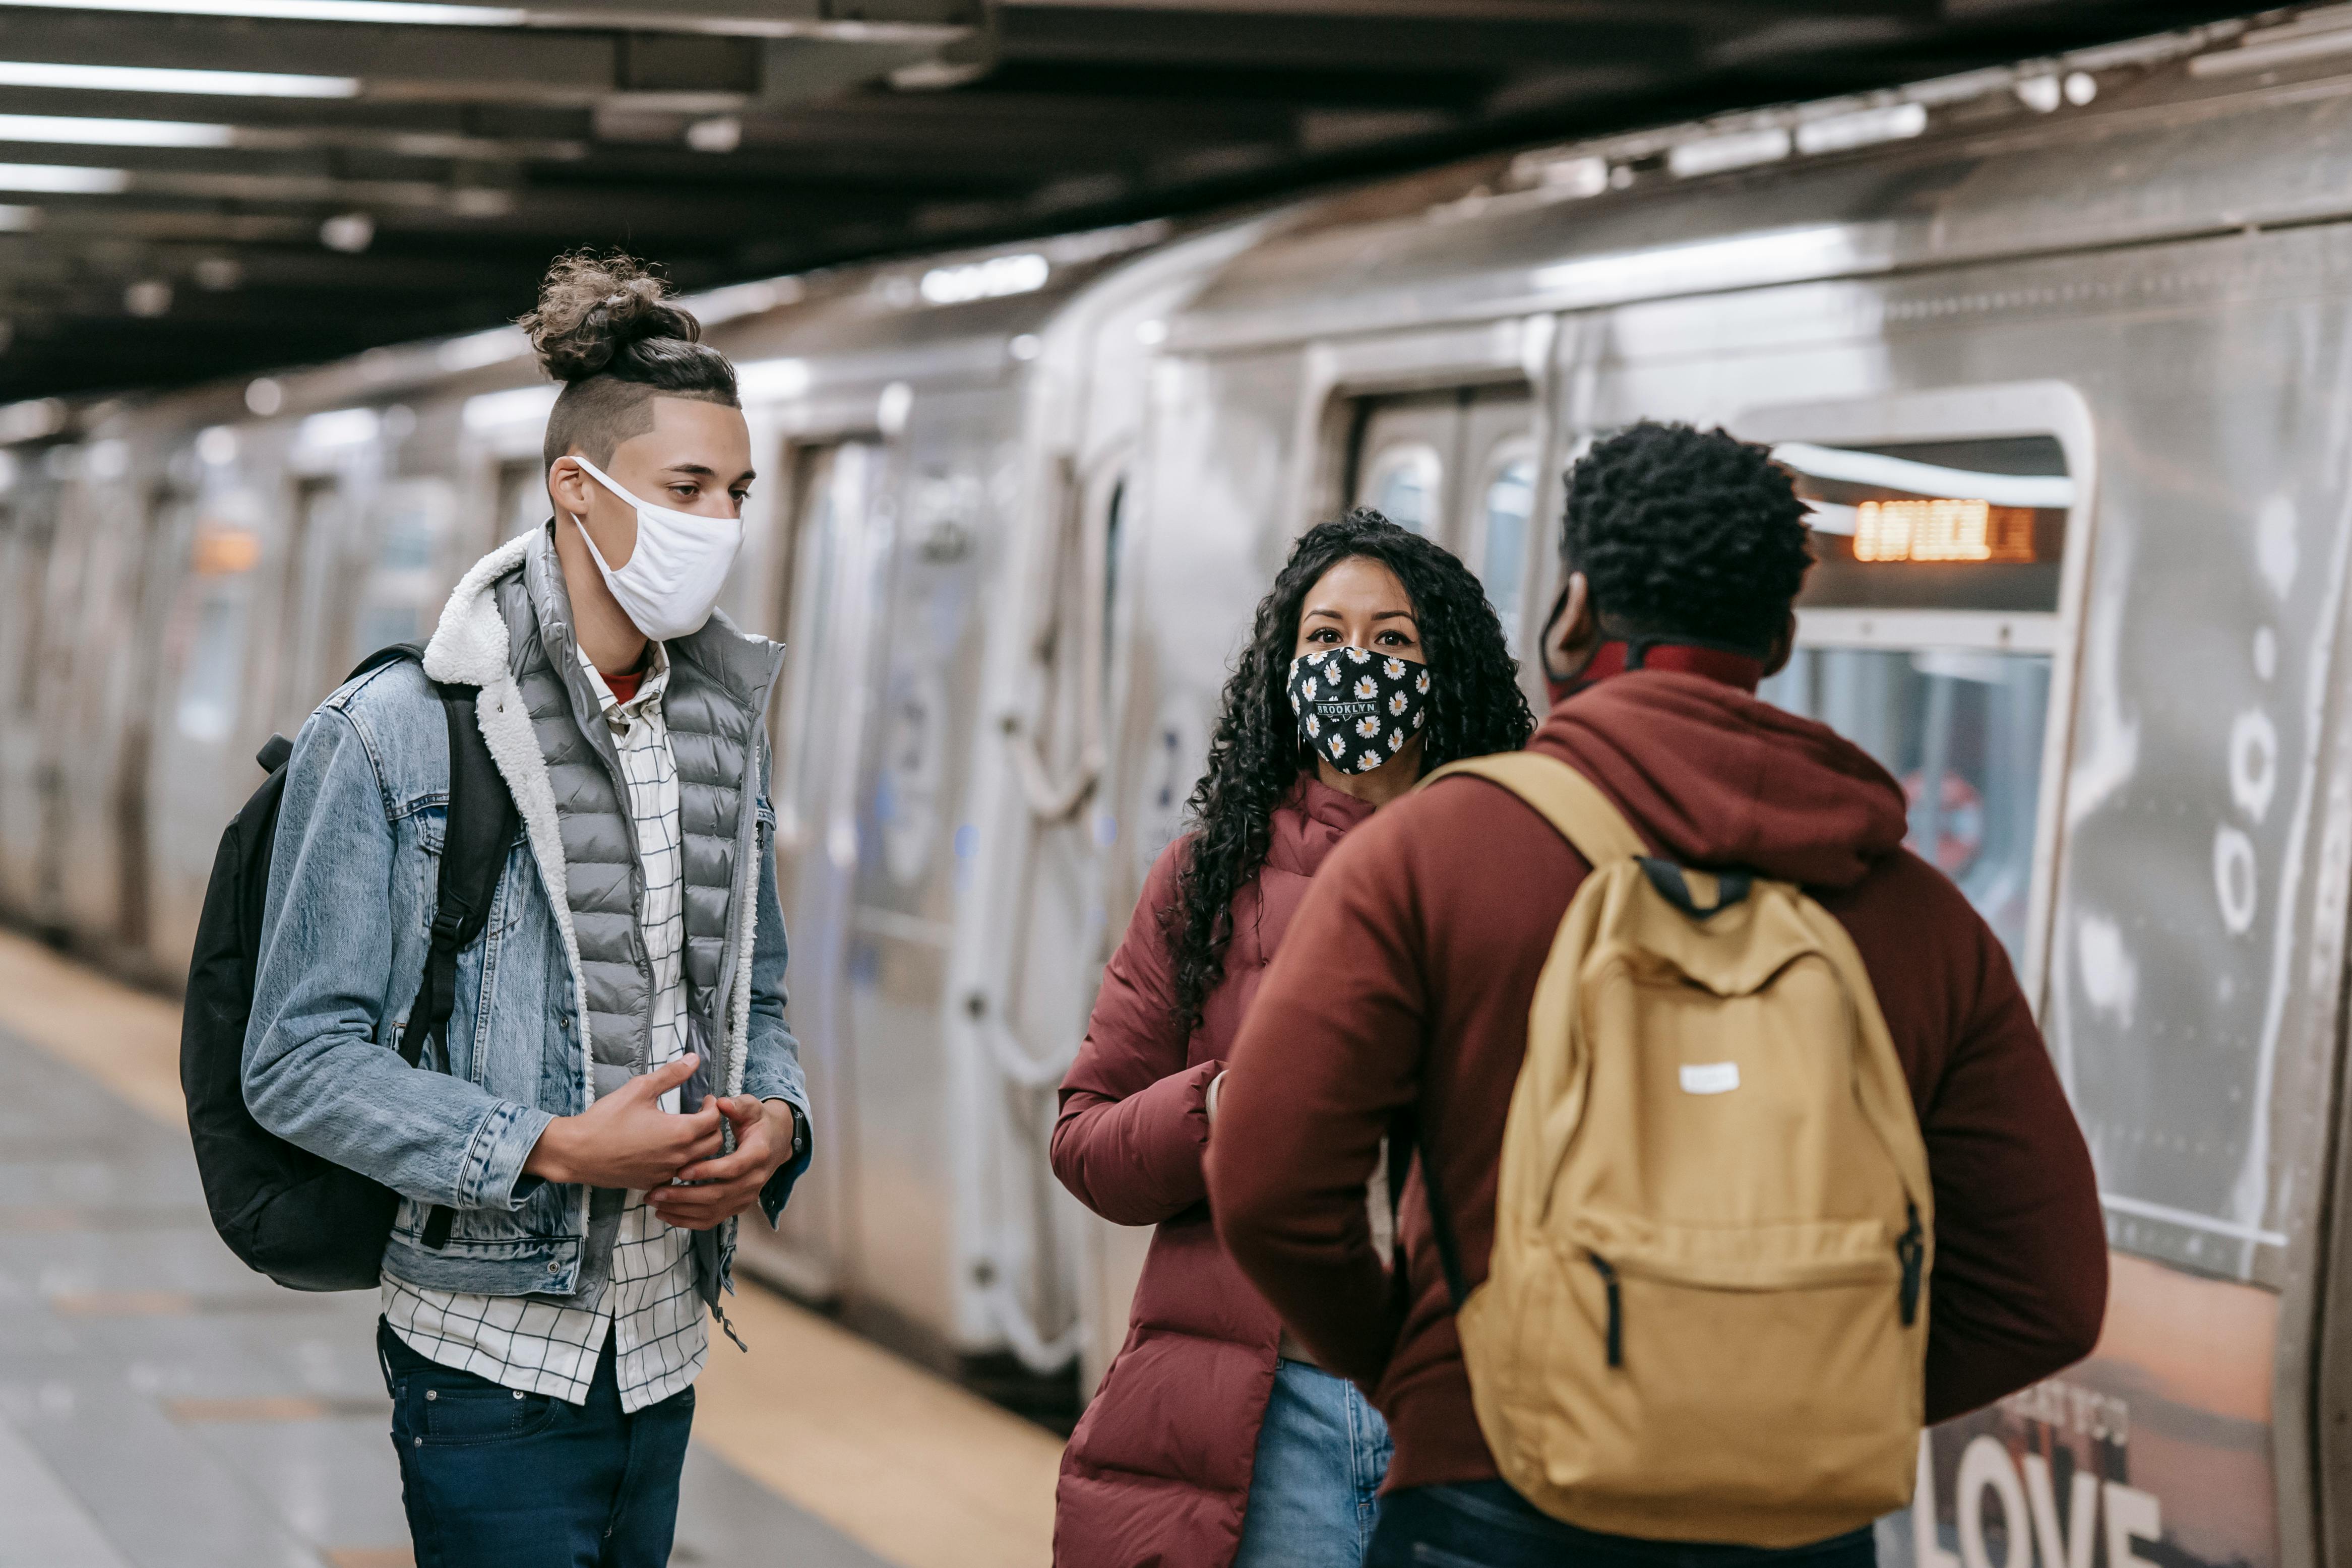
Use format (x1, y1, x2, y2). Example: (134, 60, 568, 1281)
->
(0, 931, 1062, 1568)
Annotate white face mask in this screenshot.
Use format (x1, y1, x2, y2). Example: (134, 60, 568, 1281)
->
(564, 454, 745, 643)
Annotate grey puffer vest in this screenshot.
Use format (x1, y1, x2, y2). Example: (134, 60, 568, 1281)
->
(496, 527, 784, 1298)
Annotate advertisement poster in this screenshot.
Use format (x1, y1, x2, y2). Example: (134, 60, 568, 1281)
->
(1890, 1253, 2279, 1568)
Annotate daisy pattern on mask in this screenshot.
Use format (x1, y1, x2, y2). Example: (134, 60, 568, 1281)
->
(1356, 751, 1380, 772)
(1306, 713, 1321, 738)
(1328, 734, 1346, 761)
(1354, 715, 1381, 739)
(1388, 729, 1404, 752)
(1387, 690, 1408, 717)
(1321, 654, 1343, 679)
(1302, 674, 1318, 701)
(1382, 656, 1405, 679)
(1415, 668, 1430, 694)
(1346, 646, 1371, 664)
(1352, 675, 1378, 701)
(1412, 708, 1426, 729)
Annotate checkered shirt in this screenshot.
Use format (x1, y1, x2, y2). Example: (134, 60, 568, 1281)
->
(383, 640, 708, 1411)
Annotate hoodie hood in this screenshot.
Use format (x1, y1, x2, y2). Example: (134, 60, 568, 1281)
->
(1536, 671, 1908, 890)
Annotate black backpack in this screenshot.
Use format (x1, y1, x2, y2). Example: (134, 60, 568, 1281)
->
(181, 643, 521, 1292)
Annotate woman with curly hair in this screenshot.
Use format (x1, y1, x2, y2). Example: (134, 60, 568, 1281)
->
(1050, 510, 1536, 1568)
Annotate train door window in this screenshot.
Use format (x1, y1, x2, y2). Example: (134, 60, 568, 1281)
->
(172, 522, 264, 743)
(3, 502, 50, 715)
(1756, 432, 2075, 969)
(1347, 386, 1534, 570)
(495, 458, 546, 542)
(1361, 443, 1443, 535)
(276, 478, 346, 723)
(1474, 440, 1536, 649)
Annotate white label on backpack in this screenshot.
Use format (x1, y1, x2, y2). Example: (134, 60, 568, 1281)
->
(1680, 1061, 1741, 1095)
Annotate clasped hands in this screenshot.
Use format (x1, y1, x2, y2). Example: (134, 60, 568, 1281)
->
(522, 1053, 800, 1230)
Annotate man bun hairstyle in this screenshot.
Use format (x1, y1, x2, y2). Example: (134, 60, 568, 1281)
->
(520, 250, 739, 471)
(1561, 420, 1813, 653)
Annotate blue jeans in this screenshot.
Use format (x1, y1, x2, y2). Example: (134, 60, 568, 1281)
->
(1233, 1358, 1393, 1568)
(1367, 1482, 1876, 1567)
(379, 1319, 695, 1568)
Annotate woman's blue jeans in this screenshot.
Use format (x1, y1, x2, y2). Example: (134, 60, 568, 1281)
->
(1366, 1480, 1877, 1567)
(1232, 1357, 1394, 1568)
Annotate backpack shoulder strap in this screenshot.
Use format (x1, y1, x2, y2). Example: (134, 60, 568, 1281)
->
(1420, 752, 1647, 867)
(362, 642, 520, 1255)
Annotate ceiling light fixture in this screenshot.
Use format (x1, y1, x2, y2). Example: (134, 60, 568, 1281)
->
(0, 0, 521, 22)
(0, 204, 38, 231)
(319, 211, 374, 252)
(0, 61, 360, 98)
(0, 162, 131, 194)
(0, 113, 236, 148)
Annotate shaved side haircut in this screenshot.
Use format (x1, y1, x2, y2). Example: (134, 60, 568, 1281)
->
(519, 250, 739, 470)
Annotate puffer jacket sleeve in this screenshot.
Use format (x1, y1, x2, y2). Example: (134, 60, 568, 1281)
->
(743, 771, 813, 1224)
(1051, 837, 1223, 1227)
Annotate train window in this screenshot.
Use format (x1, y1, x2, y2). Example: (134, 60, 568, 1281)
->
(1476, 444, 1535, 648)
(1757, 431, 2073, 968)
(1774, 436, 2072, 612)
(1359, 443, 1442, 536)
(496, 458, 546, 542)
(173, 524, 262, 743)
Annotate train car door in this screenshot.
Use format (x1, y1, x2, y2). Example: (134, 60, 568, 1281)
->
(1347, 386, 1539, 644)
(0, 475, 56, 921)
(142, 476, 272, 975)
(742, 437, 886, 1301)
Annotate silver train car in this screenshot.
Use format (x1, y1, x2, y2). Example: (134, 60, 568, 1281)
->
(10, 8, 2352, 1560)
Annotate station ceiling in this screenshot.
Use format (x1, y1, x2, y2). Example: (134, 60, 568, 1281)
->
(0, 0, 2253, 402)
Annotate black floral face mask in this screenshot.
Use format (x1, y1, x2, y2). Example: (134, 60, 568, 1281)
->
(1288, 645, 1433, 776)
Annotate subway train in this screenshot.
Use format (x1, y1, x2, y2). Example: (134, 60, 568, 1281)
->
(8, 8, 2352, 1563)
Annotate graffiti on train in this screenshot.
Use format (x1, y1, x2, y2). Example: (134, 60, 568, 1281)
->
(1899, 1253, 2278, 1568)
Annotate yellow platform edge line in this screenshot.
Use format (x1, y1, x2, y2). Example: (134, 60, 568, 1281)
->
(0, 928, 1064, 1568)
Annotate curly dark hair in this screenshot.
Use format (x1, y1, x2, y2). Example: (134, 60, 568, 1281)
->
(1561, 421, 1813, 651)
(1167, 509, 1535, 1031)
(519, 249, 738, 469)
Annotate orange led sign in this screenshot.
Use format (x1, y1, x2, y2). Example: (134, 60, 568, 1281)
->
(191, 526, 260, 575)
(1851, 498, 2035, 563)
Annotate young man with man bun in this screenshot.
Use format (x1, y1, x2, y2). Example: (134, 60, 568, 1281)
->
(243, 252, 810, 1565)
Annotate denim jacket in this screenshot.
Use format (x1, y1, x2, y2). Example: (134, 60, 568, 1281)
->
(241, 530, 810, 1302)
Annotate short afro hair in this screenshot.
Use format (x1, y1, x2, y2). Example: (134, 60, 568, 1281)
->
(1559, 420, 1813, 653)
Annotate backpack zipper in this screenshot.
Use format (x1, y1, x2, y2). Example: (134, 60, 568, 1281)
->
(1897, 1204, 1925, 1327)
(1589, 1252, 1623, 1367)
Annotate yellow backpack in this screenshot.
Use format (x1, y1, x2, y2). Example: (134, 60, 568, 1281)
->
(1418, 752, 1933, 1548)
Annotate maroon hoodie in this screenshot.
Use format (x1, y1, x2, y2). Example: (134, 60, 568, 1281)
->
(1205, 670, 2109, 1496)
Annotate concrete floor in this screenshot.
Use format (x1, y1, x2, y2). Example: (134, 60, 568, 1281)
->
(0, 931, 1064, 1568)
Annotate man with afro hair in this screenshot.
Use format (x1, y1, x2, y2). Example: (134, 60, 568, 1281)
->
(1209, 420, 2107, 1564)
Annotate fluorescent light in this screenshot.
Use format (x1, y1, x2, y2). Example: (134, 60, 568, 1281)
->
(1794, 103, 1927, 157)
(1531, 225, 1859, 305)
(463, 385, 558, 430)
(0, 61, 359, 98)
(734, 357, 810, 400)
(0, 205, 37, 231)
(0, 113, 235, 148)
(918, 252, 1049, 306)
(0, 162, 130, 194)
(436, 327, 527, 372)
(1667, 127, 1790, 178)
(0, 0, 521, 21)
(1771, 442, 2076, 510)
(298, 408, 379, 448)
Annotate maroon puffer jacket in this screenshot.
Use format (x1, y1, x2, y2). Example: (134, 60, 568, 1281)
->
(1051, 777, 1375, 1568)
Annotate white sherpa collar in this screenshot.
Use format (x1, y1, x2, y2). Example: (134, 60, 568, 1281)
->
(422, 532, 530, 687)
